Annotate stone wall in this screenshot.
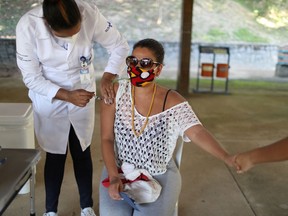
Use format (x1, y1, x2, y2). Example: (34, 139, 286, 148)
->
(0, 38, 281, 79)
(0, 39, 18, 77)
(189, 43, 279, 79)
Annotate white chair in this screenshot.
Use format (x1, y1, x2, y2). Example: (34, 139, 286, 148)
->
(172, 138, 184, 216)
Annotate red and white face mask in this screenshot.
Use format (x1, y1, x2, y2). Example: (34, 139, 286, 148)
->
(127, 66, 156, 87)
(126, 55, 161, 87)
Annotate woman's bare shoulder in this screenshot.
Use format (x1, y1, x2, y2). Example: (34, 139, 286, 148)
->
(158, 85, 186, 110)
(168, 90, 186, 105)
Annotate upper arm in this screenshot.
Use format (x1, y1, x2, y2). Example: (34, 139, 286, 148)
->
(184, 124, 206, 143)
(100, 83, 119, 142)
(16, 16, 60, 100)
(100, 100, 116, 141)
(90, 7, 129, 74)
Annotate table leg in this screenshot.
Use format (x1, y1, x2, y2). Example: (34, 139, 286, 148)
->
(30, 166, 36, 216)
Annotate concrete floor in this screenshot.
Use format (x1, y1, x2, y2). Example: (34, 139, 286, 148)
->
(1, 76, 288, 216)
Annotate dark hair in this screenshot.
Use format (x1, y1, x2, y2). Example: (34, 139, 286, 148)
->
(133, 38, 165, 64)
(43, 0, 81, 31)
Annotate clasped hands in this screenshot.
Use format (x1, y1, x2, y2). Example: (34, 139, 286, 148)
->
(224, 153, 253, 174)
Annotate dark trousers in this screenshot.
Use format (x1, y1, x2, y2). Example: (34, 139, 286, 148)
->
(44, 125, 93, 213)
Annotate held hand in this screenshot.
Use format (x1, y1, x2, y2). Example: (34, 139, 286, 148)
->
(108, 177, 123, 201)
(223, 155, 240, 170)
(100, 72, 117, 105)
(234, 153, 254, 173)
(67, 89, 95, 107)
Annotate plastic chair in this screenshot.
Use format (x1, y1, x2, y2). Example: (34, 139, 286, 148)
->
(172, 138, 184, 216)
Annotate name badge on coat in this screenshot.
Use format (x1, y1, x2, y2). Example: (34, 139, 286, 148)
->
(80, 56, 92, 84)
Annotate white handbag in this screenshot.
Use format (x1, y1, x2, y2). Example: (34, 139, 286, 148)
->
(121, 162, 162, 204)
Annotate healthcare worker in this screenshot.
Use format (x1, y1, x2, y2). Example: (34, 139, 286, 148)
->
(16, 0, 129, 216)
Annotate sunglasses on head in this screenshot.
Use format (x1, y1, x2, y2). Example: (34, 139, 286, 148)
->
(126, 56, 160, 70)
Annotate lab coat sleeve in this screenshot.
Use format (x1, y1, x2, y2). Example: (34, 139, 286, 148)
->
(91, 6, 130, 75)
(16, 16, 61, 102)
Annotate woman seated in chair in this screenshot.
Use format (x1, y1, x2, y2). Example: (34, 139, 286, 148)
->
(99, 38, 236, 216)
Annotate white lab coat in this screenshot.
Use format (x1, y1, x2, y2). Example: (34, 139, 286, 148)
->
(16, 0, 129, 154)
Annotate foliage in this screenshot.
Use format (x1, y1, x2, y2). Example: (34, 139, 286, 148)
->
(233, 28, 269, 43)
(235, 0, 288, 15)
(1, 0, 288, 43)
(205, 28, 230, 42)
(235, 0, 288, 29)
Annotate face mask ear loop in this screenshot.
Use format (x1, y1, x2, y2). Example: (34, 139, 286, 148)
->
(154, 64, 162, 78)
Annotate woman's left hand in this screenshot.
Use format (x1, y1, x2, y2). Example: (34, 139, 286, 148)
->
(233, 153, 254, 173)
(224, 155, 241, 171)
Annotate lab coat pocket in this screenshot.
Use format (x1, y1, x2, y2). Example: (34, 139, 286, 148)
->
(30, 92, 68, 118)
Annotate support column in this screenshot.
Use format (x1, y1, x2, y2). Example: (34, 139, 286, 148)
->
(177, 0, 194, 95)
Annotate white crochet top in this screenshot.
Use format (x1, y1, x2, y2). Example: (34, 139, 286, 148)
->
(114, 80, 202, 175)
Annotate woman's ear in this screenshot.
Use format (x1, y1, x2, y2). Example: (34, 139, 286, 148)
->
(155, 64, 163, 77)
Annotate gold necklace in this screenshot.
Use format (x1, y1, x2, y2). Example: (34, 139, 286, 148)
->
(131, 83, 157, 137)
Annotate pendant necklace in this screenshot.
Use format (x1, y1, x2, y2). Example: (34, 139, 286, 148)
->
(131, 83, 157, 137)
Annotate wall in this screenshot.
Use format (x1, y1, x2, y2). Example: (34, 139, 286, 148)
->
(0, 39, 279, 79)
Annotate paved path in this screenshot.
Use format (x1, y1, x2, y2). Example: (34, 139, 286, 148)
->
(1, 77, 288, 216)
